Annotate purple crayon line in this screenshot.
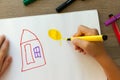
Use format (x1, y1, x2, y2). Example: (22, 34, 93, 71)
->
(104, 13, 120, 26)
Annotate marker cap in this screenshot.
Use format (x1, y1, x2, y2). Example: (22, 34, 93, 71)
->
(102, 35, 108, 41)
(23, 0, 36, 6)
(56, 0, 75, 13)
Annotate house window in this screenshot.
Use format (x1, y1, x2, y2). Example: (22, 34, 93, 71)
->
(33, 46, 41, 58)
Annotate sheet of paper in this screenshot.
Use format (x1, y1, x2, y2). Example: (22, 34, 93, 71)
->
(0, 10, 107, 80)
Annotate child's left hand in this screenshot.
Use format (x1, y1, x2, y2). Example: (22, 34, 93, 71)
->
(0, 35, 12, 77)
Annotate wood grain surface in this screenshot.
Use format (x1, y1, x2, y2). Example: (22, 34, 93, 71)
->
(0, 0, 120, 66)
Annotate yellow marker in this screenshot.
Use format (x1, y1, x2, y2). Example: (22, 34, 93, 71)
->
(48, 29, 108, 42)
(67, 35, 108, 41)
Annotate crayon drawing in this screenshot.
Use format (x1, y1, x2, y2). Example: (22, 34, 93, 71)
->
(20, 29, 46, 72)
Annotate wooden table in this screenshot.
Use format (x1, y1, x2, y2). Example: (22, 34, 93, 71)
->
(0, 0, 120, 66)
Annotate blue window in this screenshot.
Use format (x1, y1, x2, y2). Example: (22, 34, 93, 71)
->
(33, 46, 41, 58)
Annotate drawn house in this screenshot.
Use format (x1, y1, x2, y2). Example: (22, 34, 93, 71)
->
(20, 29, 46, 72)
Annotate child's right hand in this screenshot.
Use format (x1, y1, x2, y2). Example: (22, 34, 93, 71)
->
(72, 25, 107, 59)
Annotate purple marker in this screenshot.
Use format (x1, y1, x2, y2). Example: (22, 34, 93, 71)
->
(104, 13, 120, 26)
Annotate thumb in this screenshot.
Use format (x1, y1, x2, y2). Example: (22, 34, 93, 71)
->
(72, 39, 89, 49)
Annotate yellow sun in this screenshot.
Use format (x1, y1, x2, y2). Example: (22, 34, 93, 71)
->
(48, 29, 62, 40)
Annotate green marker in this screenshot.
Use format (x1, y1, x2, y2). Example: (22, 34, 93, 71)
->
(23, 0, 36, 6)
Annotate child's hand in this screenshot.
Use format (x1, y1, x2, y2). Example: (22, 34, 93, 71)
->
(0, 35, 12, 77)
(72, 25, 107, 59)
(72, 25, 120, 80)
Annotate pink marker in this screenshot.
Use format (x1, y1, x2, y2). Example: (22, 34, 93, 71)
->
(109, 14, 120, 44)
(111, 22, 120, 44)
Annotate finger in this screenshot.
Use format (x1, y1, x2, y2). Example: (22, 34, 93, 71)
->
(0, 39, 9, 64)
(81, 25, 99, 35)
(73, 30, 82, 37)
(74, 25, 89, 36)
(75, 25, 99, 36)
(79, 25, 93, 35)
(0, 56, 12, 77)
(82, 51, 86, 55)
(74, 46, 82, 51)
(0, 35, 5, 48)
(72, 38, 89, 51)
(74, 45, 86, 55)
(73, 25, 90, 37)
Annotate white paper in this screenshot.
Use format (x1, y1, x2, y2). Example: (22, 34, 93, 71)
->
(0, 10, 107, 80)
